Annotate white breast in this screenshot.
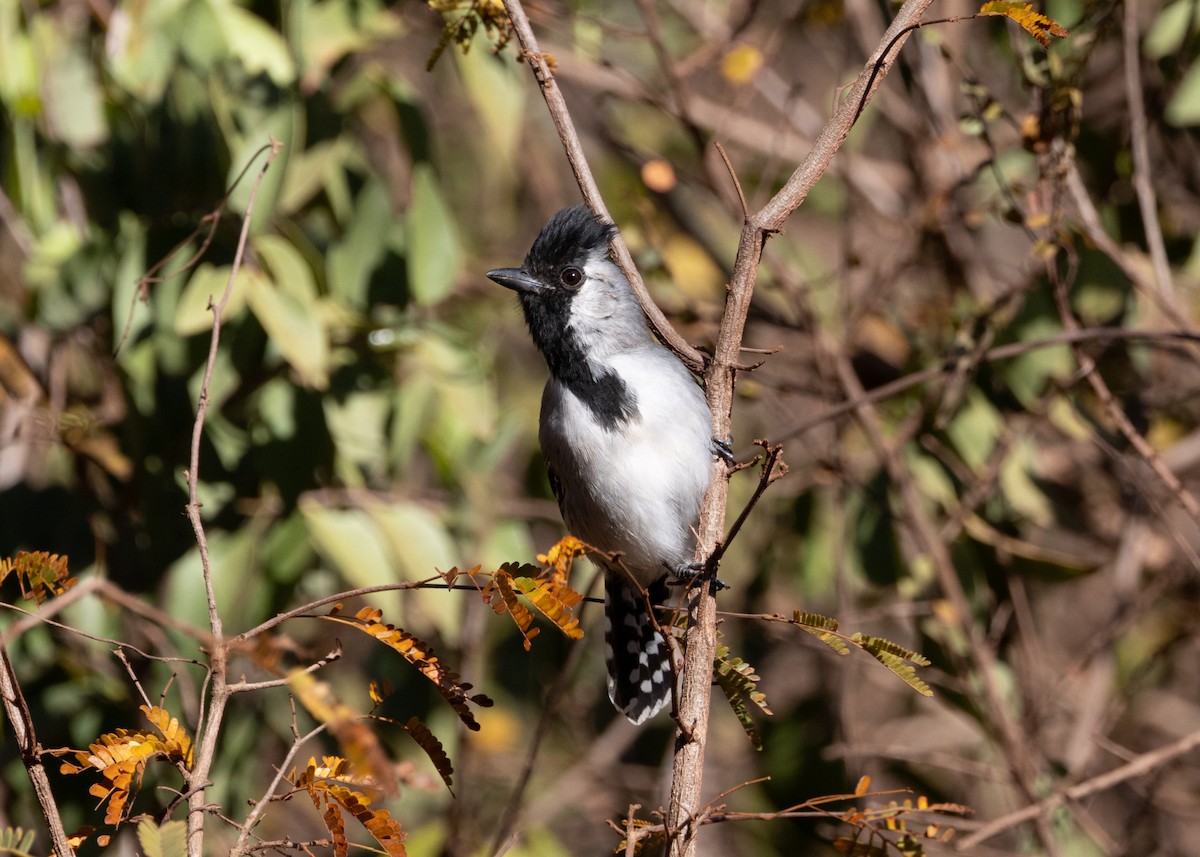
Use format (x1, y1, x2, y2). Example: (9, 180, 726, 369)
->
(539, 345, 713, 585)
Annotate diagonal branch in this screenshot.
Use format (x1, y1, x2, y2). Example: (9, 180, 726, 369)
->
(501, 0, 707, 372)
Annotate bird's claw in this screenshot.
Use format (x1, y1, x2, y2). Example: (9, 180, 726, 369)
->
(711, 436, 735, 466)
(669, 560, 729, 592)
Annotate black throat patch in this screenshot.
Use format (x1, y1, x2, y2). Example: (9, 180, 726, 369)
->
(520, 292, 637, 430)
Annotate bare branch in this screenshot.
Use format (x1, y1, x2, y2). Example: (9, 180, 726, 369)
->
(184, 138, 282, 857)
(0, 648, 73, 857)
(501, 0, 707, 371)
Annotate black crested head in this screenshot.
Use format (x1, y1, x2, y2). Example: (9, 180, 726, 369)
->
(524, 205, 616, 283)
(491, 205, 635, 430)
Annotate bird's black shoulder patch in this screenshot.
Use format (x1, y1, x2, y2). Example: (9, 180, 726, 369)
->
(524, 205, 615, 281)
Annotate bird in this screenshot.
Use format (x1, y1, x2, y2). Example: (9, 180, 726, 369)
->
(487, 204, 718, 724)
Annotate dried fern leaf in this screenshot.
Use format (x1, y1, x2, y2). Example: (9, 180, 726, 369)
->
(321, 605, 493, 730)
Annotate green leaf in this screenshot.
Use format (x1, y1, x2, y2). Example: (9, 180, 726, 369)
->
(0, 21, 38, 114)
(34, 18, 108, 148)
(324, 392, 391, 476)
(105, 1, 184, 104)
(944, 390, 1002, 471)
(245, 266, 330, 389)
(177, 0, 226, 74)
(999, 439, 1053, 525)
(457, 36, 526, 166)
(174, 263, 251, 336)
(137, 819, 187, 857)
(254, 234, 319, 304)
(1166, 61, 1200, 127)
(406, 165, 463, 305)
(327, 180, 393, 307)
(297, 0, 402, 91)
(163, 528, 266, 630)
(210, 0, 295, 85)
(367, 501, 462, 637)
(277, 137, 354, 217)
(1145, 0, 1200, 59)
(1003, 318, 1073, 407)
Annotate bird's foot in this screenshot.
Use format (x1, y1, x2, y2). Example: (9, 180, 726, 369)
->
(711, 436, 736, 466)
(668, 560, 728, 592)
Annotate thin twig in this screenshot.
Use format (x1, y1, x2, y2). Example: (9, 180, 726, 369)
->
(708, 442, 785, 566)
(1122, 0, 1174, 303)
(714, 142, 749, 220)
(185, 138, 282, 857)
(229, 721, 331, 857)
(958, 727, 1200, 850)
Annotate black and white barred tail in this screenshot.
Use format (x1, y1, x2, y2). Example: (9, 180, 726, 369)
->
(603, 573, 672, 724)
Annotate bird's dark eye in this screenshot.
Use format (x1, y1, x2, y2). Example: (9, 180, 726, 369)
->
(560, 267, 583, 287)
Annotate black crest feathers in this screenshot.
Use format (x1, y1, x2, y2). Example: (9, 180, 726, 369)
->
(524, 205, 615, 281)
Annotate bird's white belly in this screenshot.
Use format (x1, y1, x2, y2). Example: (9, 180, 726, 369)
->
(540, 364, 712, 581)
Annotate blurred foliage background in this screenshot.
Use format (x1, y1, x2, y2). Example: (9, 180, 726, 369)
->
(2, 0, 1200, 854)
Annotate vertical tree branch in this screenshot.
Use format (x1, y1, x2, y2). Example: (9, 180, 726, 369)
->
(668, 1, 936, 854)
(0, 648, 73, 856)
(1122, 0, 1174, 302)
(184, 139, 281, 857)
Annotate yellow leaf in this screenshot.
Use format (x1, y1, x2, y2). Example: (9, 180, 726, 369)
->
(979, 1, 1069, 47)
(720, 44, 763, 84)
(662, 234, 724, 299)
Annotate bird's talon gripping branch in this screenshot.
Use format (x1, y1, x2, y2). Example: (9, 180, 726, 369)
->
(711, 436, 736, 466)
(669, 560, 729, 592)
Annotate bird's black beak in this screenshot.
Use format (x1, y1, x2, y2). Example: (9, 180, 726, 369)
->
(487, 267, 545, 295)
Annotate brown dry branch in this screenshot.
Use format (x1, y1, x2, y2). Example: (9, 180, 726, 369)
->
(183, 138, 282, 857)
(830, 340, 1065, 854)
(0, 648, 73, 856)
(229, 721, 332, 857)
(501, 0, 706, 372)
(958, 727, 1200, 850)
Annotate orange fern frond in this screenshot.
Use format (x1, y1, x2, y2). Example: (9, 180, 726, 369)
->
(485, 570, 541, 650)
(56, 706, 192, 826)
(297, 756, 407, 857)
(320, 605, 493, 730)
(979, 1, 1069, 47)
(512, 574, 584, 640)
(536, 534, 587, 588)
(0, 551, 76, 604)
